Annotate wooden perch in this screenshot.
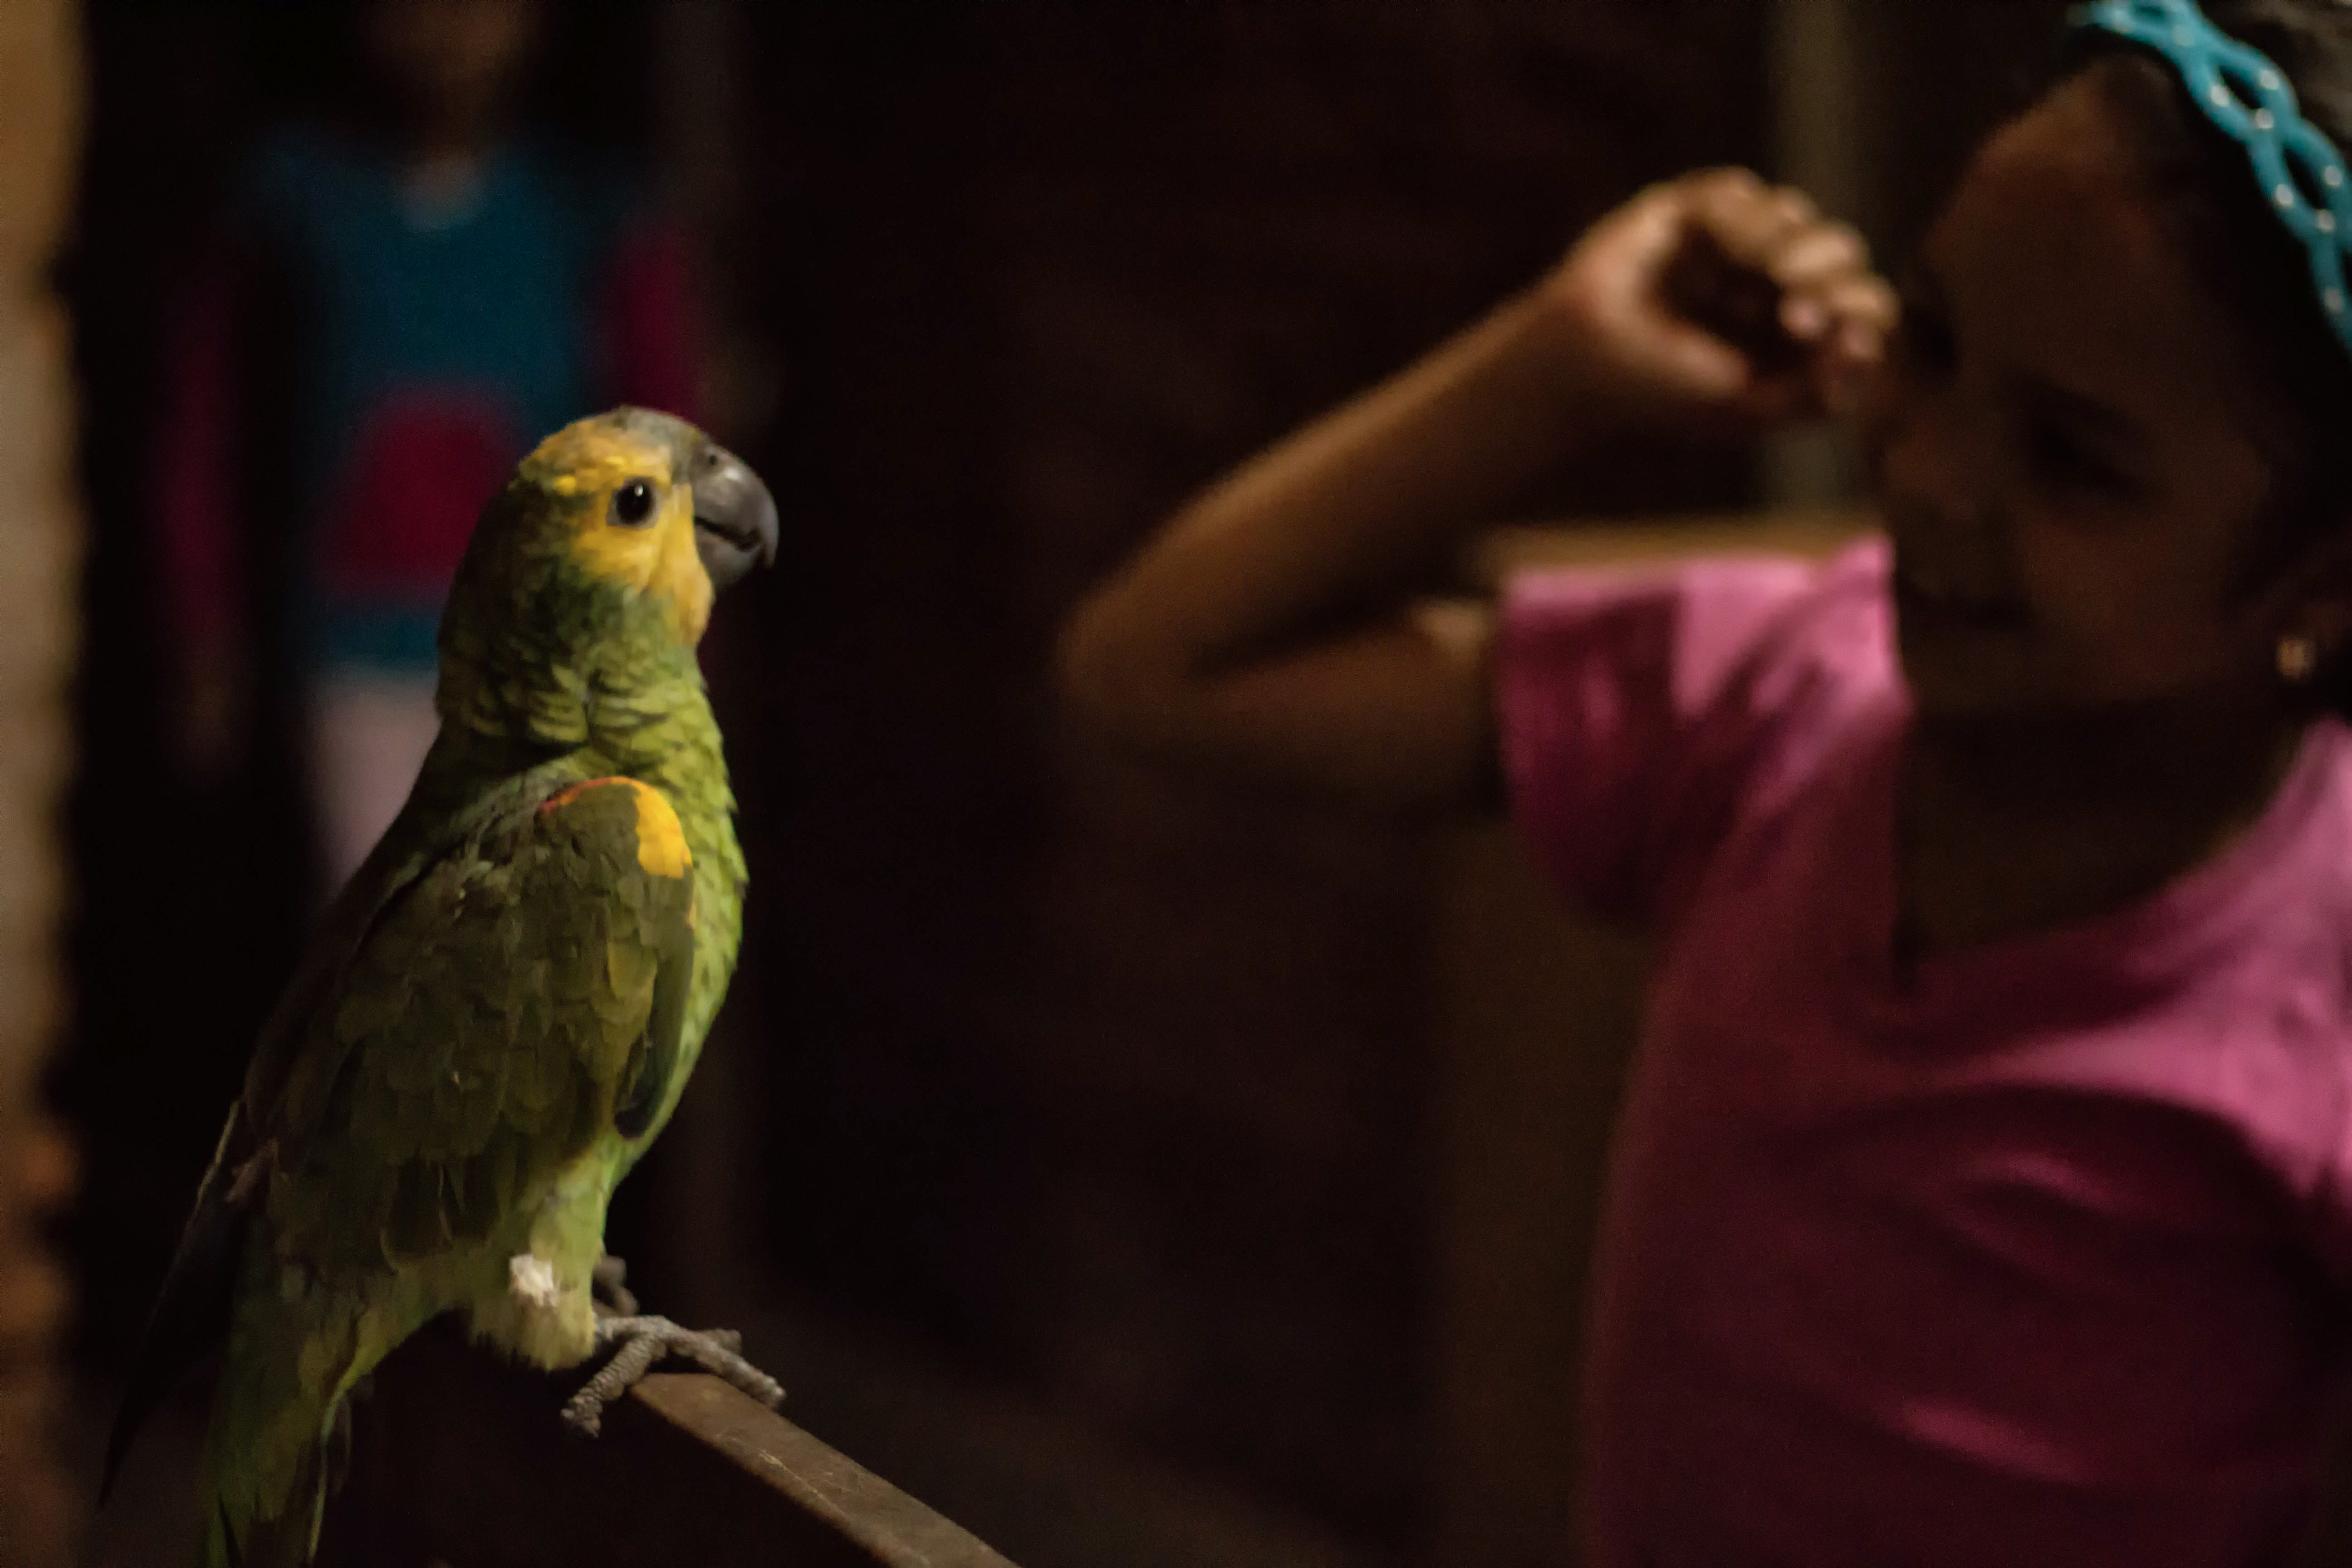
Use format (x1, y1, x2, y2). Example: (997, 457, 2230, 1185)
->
(321, 1319, 1019, 1568)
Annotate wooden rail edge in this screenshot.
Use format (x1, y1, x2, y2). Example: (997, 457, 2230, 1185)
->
(1465, 509, 1872, 583)
(318, 1318, 1020, 1568)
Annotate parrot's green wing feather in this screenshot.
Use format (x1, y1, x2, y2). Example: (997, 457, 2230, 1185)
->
(188, 775, 695, 1567)
(97, 1104, 272, 1503)
(615, 887, 693, 1141)
(102, 765, 691, 1496)
(268, 774, 696, 1273)
(98, 771, 499, 1503)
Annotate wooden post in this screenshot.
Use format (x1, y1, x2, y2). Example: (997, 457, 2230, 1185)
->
(1427, 829, 1644, 1568)
(1762, 0, 1868, 509)
(0, 0, 84, 1564)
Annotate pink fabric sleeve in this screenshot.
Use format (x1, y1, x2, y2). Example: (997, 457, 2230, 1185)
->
(1497, 548, 1870, 929)
(153, 256, 245, 662)
(596, 220, 702, 422)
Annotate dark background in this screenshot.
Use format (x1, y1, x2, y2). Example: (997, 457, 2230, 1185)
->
(55, 4, 2071, 1563)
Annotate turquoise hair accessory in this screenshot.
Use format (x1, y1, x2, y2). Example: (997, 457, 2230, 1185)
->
(2074, 0, 2352, 357)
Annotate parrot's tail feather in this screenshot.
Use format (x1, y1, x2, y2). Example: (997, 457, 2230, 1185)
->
(104, 1116, 268, 1504)
(196, 1284, 377, 1568)
(201, 1423, 331, 1568)
(325, 1395, 353, 1497)
(211, 1496, 240, 1568)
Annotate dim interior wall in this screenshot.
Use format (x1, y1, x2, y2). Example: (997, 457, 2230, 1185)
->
(1849, 0, 2073, 263)
(733, 2, 1767, 1558)
(0, 0, 83, 1563)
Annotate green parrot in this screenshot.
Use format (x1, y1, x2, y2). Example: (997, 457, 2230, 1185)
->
(103, 408, 780, 1566)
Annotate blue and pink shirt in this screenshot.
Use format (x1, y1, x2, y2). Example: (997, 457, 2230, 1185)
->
(1500, 540, 2352, 1567)
(159, 126, 698, 678)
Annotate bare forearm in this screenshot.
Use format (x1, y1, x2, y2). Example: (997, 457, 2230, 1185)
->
(1055, 169, 1893, 807)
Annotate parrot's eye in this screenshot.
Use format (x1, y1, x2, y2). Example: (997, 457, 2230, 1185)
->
(611, 478, 659, 528)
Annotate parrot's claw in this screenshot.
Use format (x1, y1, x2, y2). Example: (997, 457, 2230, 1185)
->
(589, 1254, 639, 1318)
(560, 1315, 784, 1436)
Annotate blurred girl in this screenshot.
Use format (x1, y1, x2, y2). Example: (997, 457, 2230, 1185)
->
(1065, 1, 2352, 1561)
(159, 0, 697, 885)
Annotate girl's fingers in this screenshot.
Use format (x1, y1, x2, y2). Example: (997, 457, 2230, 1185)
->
(1690, 179, 1818, 271)
(1617, 179, 1714, 265)
(1681, 167, 1769, 208)
(1765, 223, 1868, 292)
(1680, 177, 1878, 352)
(1595, 167, 1891, 427)
(1815, 287, 1897, 412)
(1782, 293, 1830, 341)
(1784, 268, 1899, 346)
(1761, 283, 1894, 420)
(1650, 316, 1760, 402)
(1820, 274, 1900, 338)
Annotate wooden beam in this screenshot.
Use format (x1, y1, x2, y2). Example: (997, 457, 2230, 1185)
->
(0, 0, 79, 1563)
(1465, 508, 1871, 584)
(323, 1322, 1019, 1568)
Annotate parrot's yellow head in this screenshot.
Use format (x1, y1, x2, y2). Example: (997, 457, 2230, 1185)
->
(436, 408, 776, 748)
(502, 408, 779, 647)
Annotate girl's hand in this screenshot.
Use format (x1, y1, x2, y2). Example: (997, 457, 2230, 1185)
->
(1060, 171, 1895, 809)
(1539, 168, 1896, 434)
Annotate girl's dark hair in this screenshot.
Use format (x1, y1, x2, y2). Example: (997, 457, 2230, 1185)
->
(2063, 2, 2352, 710)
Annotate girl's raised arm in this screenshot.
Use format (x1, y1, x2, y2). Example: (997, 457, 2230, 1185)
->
(1056, 170, 1892, 810)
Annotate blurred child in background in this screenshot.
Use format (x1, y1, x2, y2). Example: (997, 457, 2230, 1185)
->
(159, 0, 698, 885)
(1067, 0, 2352, 1561)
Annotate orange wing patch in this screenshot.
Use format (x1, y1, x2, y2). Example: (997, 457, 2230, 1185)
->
(539, 778, 693, 879)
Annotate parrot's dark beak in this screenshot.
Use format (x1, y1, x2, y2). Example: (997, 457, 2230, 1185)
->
(691, 443, 779, 592)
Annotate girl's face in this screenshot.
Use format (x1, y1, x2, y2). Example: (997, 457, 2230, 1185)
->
(363, 0, 539, 143)
(1867, 73, 2319, 722)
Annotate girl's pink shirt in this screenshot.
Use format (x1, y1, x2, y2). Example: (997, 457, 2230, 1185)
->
(1500, 538, 2352, 1568)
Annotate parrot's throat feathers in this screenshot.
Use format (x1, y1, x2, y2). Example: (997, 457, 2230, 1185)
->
(430, 640, 730, 854)
(436, 611, 708, 763)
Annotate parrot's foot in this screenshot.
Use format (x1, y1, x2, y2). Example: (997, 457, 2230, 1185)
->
(590, 1254, 639, 1317)
(560, 1315, 784, 1436)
